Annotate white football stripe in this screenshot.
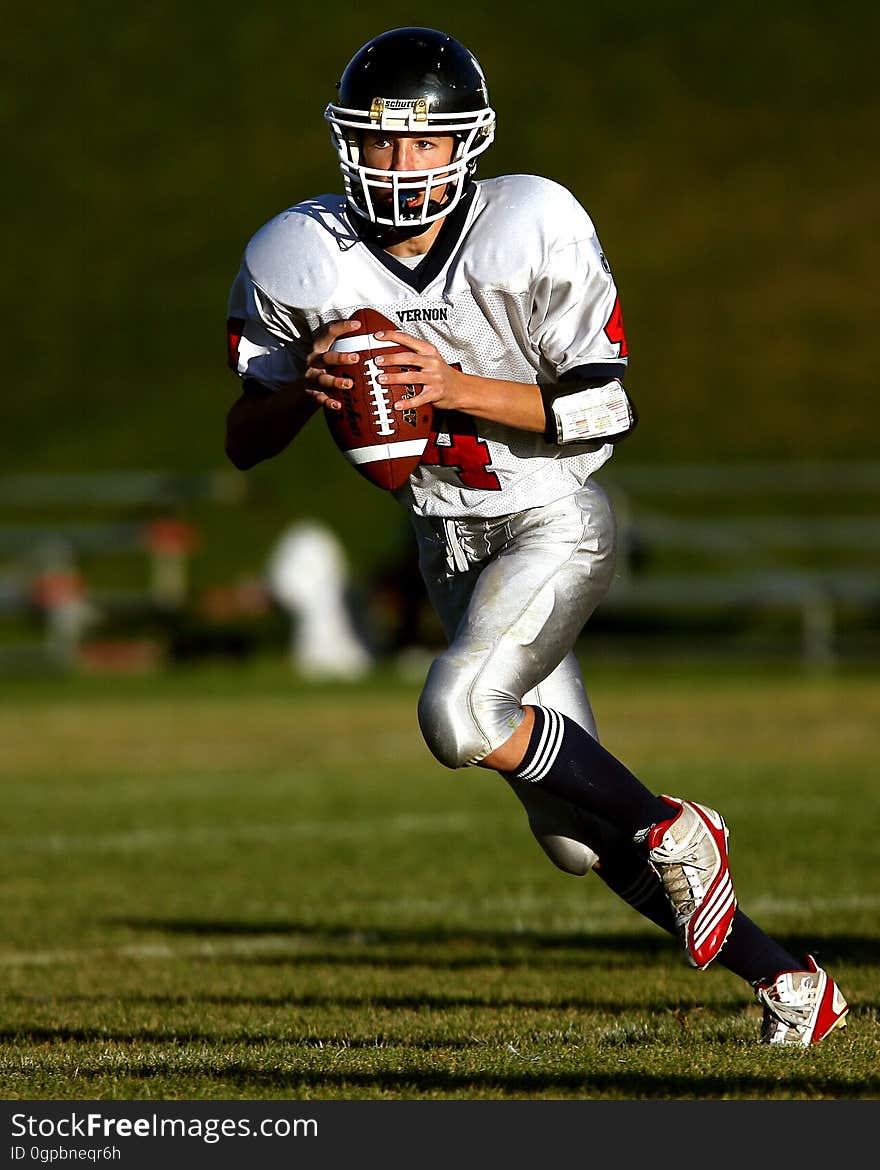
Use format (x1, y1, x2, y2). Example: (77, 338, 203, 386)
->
(344, 439, 429, 465)
(332, 333, 400, 353)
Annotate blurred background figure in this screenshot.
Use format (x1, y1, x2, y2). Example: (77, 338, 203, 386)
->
(265, 519, 373, 680)
(28, 540, 99, 671)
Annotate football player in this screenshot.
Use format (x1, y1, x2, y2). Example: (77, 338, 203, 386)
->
(225, 27, 848, 1045)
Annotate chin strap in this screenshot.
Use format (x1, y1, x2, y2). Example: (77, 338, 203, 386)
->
(354, 216, 436, 247)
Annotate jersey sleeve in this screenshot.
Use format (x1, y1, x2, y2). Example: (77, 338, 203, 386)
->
(226, 265, 312, 392)
(529, 191, 628, 379)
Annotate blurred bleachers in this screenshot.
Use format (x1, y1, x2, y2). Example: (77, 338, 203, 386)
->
(0, 461, 877, 674)
(597, 460, 880, 666)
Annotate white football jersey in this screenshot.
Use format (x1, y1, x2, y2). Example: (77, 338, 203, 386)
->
(227, 174, 629, 520)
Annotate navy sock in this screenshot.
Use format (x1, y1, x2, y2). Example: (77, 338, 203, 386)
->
(716, 912, 805, 985)
(581, 816, 802, 983)
(512, 706, 675, 837)
(594, 844, 678, 933)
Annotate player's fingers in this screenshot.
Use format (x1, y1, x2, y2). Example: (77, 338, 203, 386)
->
(304, 388, 342, 411)
(374, 352, 426, 370)
(316, 318, 362, 345)
(306, 350, 359, 370)
(393, 385, 440, 409)
(306, 359, 357, 382)
(310, 318, 362, 357)
(320, 349, 360, 367)
(374, 330, 436, 355)
(305, 370, 352, 400)
(376, 368, 428, 386)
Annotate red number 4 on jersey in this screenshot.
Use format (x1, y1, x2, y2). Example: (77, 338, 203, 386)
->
(603, 295, 628, 357)
(420, 410, 502, 490)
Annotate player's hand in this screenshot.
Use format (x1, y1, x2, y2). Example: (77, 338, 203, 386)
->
(372, 331, 469, 411)
(303, 318, 362, 411)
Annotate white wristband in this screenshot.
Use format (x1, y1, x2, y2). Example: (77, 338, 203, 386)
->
(551, 380, 634, 444)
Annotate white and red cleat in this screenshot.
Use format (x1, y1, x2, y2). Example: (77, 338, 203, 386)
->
(755, 955, 849, 1045)
(638, 797, 737, 970)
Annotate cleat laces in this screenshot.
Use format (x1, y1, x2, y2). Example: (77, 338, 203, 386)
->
(645, 823, 712, 926)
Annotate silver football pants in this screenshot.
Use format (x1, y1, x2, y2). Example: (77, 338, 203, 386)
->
(412, 479, 617, 874)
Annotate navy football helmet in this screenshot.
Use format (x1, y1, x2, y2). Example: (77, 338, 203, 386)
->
(325, 27, 496, 227)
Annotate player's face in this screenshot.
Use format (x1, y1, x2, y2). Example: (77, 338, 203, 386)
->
(359, 131, 457, 212)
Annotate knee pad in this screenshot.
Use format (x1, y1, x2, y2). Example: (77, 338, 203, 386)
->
(533, 829, 598, 876)
(505, 774, 598, 875)
(418, 651, 522, 769)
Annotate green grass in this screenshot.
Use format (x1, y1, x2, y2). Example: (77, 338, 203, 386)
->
(0, 659, 878, 1099)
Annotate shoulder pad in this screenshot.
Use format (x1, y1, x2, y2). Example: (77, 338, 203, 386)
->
(245, 196, 356, 310)
(475, 175, 597, 252)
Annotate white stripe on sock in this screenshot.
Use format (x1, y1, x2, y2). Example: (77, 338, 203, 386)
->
(515, 708, 553, 781)
(518, 708, 564, 783)
(531, 708, 563, 782)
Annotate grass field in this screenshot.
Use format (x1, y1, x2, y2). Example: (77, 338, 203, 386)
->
(0, 658, 878, 1100)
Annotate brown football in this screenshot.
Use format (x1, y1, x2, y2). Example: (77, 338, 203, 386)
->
(324, 308, 434, 491)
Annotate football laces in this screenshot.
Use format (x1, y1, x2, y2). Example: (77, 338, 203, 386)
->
(364, 356, 395, 437)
